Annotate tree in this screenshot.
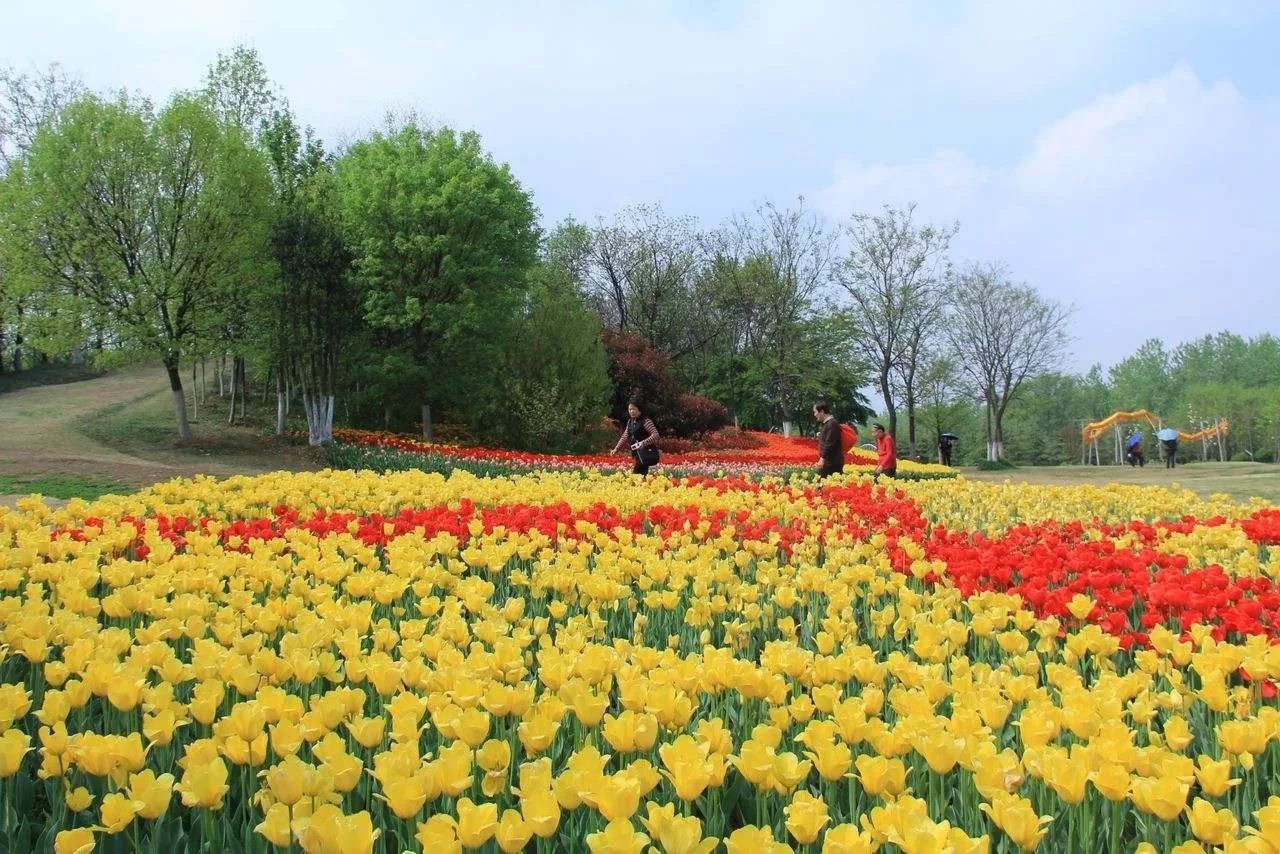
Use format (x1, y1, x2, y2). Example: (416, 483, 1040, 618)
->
(0, 93, 273, 439)
(837, 204, 956, 441)
(917, 355, 969, 461)
(336, 123, 539, 441)
(1109, 338, 1175, 416)
(202, 45, 278, 135)
(582, 204, 707, 360)
(946, 262, 1072, 461)
(700, 199, 837, 429)
(202, 45, 284, 419)
(269, 167, 354, 445)
(0, 63, 83, 372)
(496, 244, 611, 452)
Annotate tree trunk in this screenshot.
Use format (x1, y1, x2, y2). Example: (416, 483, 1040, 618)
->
(166, 361, 193, 442)
(422, 403, 434, 443)
(239, 357, 247, 420)
(904, 386, 918, 460)
(302, 392, 336, 446)
(879, 370, 897, 438)
(275, 367, 287, 437)
(992, 405, 1006, 461)
(191, 361, 199, 422)
(984, 399, 995, 462)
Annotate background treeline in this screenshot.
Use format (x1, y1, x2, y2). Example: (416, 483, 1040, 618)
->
(1, 49, 1274, 464)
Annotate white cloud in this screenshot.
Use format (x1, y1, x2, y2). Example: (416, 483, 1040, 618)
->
(814, 65, 1280, 370)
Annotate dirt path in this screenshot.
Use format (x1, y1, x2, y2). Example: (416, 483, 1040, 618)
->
(0, 366, 318, 506)
(0, 366, 178, 486)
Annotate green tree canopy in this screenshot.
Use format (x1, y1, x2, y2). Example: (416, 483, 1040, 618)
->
(336, 124, 539, 439)
(0, 92, 272, 438)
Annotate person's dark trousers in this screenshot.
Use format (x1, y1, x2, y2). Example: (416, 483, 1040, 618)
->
(818, 464, 843, 479)
(876, 468, 897, 480)
(633, 461, 650, 476)
(941, 451, 951, 466)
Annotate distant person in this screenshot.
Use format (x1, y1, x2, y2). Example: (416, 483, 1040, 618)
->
(872, 423, 897, 478)
(813, 400, 844, 478)
(612, 400, 660, 476)
(939, 434, 954, 467)
(1161, 437, 1178, 469)
(1126, 438, 1145, 467)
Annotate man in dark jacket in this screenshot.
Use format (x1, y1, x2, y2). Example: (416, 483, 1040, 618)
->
(813, 400, 844, 477)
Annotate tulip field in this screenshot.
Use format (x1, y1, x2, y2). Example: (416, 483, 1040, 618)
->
(2, 460, 1280, 853)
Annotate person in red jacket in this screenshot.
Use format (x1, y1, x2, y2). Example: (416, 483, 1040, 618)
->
(872, 423, 897, 478)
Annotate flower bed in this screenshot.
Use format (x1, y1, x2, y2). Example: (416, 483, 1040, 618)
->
(326, 428, 955, 481)
(1, 471, 1277, 853)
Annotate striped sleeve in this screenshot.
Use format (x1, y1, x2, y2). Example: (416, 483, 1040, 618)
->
(634, 419, 659, 449)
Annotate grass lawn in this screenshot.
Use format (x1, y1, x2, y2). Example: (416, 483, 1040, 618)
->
(964, 461, 1280, 504)
(0, 472, 133, 500)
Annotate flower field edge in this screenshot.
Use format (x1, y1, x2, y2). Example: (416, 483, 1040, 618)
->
(1, 467, 1278, 854)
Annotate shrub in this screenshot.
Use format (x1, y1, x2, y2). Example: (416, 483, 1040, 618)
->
(977, 459, 1019, 471)
(668, 393, 730, 437)
(601, 329, 679, 424)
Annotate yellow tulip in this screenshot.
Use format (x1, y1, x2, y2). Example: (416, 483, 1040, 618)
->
(659, 735, 713, 801)
(495, 809, 533, 854)
(127, 769, 174, 819)
(520, 786, 561, 838)
(255, 802, 293, 847)
(53, 827, 95, 854)
(1187, 797, 1240, 846)
(434, 741, 474, 797)
(1090, 763, 1132, 802)
(821, 823, 876, 854)
(638, 802, 717, 854)
(784, 790, 831, 845)
(0, 729, 32, 777)
(979, 792, 1052, 851)
(724, 825, 794, 854)
(344, 715, 385, 749)
(176, 756, 229, 809)
(97, 791, 142, 833)
(1195, 755, 1242, 798)
(1042, 758, 1089, 805)
(581, 772, 643, 821)
(293, 804, 380, 854)
(453, 797, 498, 849)
(417, 814, 462, 854)
(586, 818, 649, 854)
(603, 710, 660, 753)
(66, 785, 94, 812)
(854, 754, 907, 798)
(1131, 775, 1190, 822)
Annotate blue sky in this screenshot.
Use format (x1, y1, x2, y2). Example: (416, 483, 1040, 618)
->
(6, 1, 1279, 371)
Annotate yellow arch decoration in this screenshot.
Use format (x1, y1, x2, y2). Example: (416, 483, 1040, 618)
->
(1081, 411, 1228, 444)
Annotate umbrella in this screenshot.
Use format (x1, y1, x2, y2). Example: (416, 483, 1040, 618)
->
(940, 433, 960, 441)
(1157, 428, 1179, 442)
(1127, 434, 1142, 449)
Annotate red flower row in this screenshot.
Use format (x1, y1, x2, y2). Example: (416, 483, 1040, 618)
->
(70, 476, 1279, 648)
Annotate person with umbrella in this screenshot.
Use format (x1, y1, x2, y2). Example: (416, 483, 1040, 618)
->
(939, 433, 958, 466)
(1126, 432, 1145, 467)
(1157, 427, 1179, 468)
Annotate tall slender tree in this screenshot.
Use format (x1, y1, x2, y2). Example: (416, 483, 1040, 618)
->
(837, 204, 956, 440)
(947, 262, 1072, 461)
